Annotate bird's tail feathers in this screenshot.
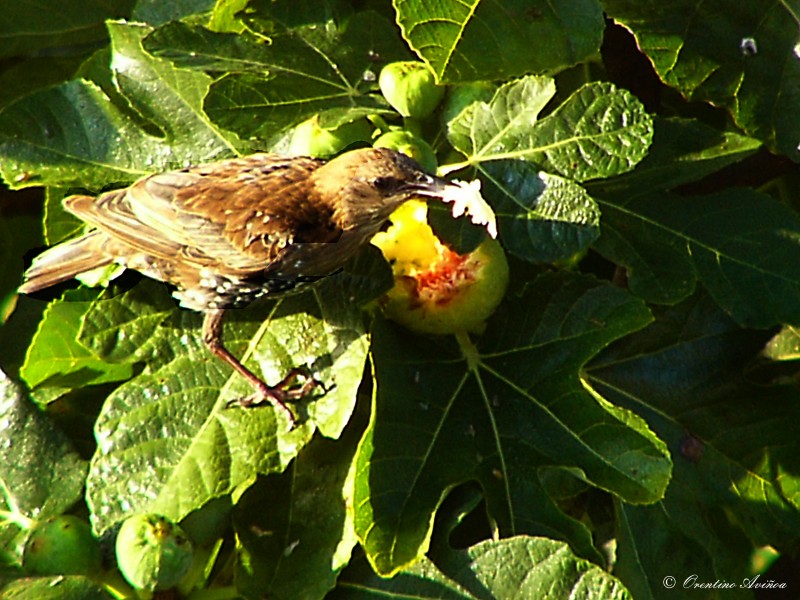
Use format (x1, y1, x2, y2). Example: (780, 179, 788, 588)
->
(19, 231, 112, 294)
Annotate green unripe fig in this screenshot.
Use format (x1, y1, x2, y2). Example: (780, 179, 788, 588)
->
(442, 81, 497, 125)
(115, 514, 193, 592)
(22, 515, 102, 576)
(373, 130, 437, 173)
(379, 61, 445, 119)
(287, 115, 373, 157)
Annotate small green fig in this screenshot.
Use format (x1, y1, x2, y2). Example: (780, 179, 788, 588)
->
(379, 61, 445, 119)
(22, 515, 102, 576)
(115, 514, 193, 592)
(287, 115, 373, 157)
(373, 130, 437, 173)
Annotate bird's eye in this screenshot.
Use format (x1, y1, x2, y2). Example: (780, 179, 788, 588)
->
(372, 176, 398, 191)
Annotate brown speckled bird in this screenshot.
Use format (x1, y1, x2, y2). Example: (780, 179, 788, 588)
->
(19, 147, 452, 425)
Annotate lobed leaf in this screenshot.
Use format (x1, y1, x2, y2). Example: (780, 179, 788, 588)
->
(85, 257, 384, 533)
(20, 289, 132, 401)
(595, 188, 800, 326)
(78, 279, 186, 368)
(0, 21, 236, 191)
(354, 271, 666, 575)
(588, 293, 800, 594)
(0, 369, 86, 520)
(336, 535, 631, 598)
(481, 160, 600, 262)
(394, 0, 605, 83)
(0, 79, 160, 190)
(605, 0, 800, 161)
(448, 77, 653, 181)
(590, 117, 762, 195)
(144, 10, 409, 141)
(234, 424, 361, 599)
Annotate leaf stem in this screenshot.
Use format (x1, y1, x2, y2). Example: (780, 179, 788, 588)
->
(455, 330, 479, 372)
(95, 569, 139, 599)
(0, 509, 35, 530)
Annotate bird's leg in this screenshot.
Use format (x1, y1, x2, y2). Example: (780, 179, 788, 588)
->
(202, 309, 307, 425)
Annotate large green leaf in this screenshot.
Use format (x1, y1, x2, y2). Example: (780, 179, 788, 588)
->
(353, 271, 668, 575)
(20, 289, 132, 402)
(588, 293, 800, 598)
(0, 0, 134, 57)
(78, 279, 185, 368)
(0, 369, 86, 520)
(394, 0, 605, 83)
(480, 160, 601, 263)
(443, 77, 651, 265)
(0, 79, 159, 190)
(594, 188, 800, 326)
(335, 535, 631, 598)
(591, 117, 762, 195)
(447, 77, 653, 181)
(605, 0, 800, 161)
(0, 21, 236, 190)
(145, 9, 409, 141)
(85, 252, 389, 534)
(234, 420, 362, 599)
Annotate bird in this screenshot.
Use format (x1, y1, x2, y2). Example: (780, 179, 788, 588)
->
(19, 147, 457, 426)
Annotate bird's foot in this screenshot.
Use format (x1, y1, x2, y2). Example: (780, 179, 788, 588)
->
(231, 367, 326, 428)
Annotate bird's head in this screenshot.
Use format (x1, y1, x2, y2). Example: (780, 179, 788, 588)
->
(312, 147, 450, 229)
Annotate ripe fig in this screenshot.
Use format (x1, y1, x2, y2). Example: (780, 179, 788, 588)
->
(372, 200, 508, 334)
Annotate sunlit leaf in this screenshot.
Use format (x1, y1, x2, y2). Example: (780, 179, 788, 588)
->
(0, 369, 86, 519)
(85, 253, 386, 533)
(336, 535, 631, 598)
(448, 77, 653, 181)
(0, 21, 236, 190)
(21, 289, 132, 400)
(395, 0, 604, 83)
(145, 10, 409, 141)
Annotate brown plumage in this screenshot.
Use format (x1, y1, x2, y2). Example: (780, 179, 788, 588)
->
(19, 147, 452, 425)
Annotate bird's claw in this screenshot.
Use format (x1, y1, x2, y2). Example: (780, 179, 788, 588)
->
(227, 367, 328, 429)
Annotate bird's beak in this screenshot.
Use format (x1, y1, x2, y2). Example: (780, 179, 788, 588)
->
(401, 173, 452, 198)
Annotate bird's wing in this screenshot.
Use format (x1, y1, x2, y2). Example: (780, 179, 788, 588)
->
(65, 154, 337, 274)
